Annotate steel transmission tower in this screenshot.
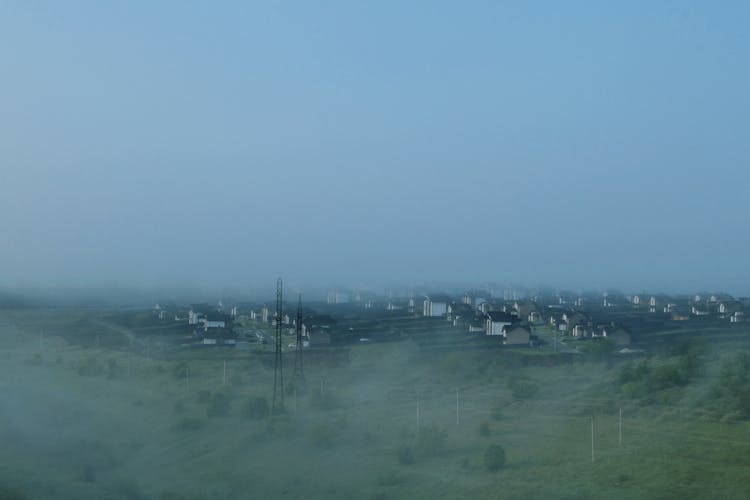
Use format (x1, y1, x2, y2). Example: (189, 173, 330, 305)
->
(292, 292, 305, 389)
(272, 277, 285, 414)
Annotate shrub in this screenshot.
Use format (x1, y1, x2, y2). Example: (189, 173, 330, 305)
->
(206, 392, 231, 417)
(479, 421, 491, 436)
(309, 387, 338, 410)
(307, 424, 337, 448)
(710, 351, 750, 418)
(507, 375, 539, 400)
(174, 417, 203, 431)
(173, 362, 190, 379)
(104, 479, 147, 500)
(77, 357, 104, 376)
(106, 358, 118, 379)
(376, 471, 403, 486)
(581, 339, 615, 361)
(415, 426, 446, 457)
(229, 372, 243, 386)
(618, 354, 702, 402)
(396, 444, 415, 465)
(160, 492, 207, 500)
(196, 390, 211, 404)
(491, 403, 505, 420)
(0, 486, 30, 500)
(242, 397, 269, 420)
(81, 464, 96, 483)
(483, 444, 506, 471)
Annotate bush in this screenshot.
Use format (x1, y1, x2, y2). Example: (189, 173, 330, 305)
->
(309, 387, 338, 410)
(307, 424, 337, 448)
(0, 486, 30, 500)
(479, 421, 491, 436)
(206, 392, 231, 417)
(160, 492, 207, 500)
(483, 444, 506, 471)
(174, 417, 203, 431)
(491, 403, 505, 420)
(196, 390, 211, 404)
(581, 339, 615, 361)
(77, 357, 104, 376)
(415, 426, 446, 457)
(242, 396, 269, 420)
(106, 358, 118, 379)
(396, 444, 415, 465)
(710, 351, 750, 418)
(507, 375, 539, 400)
(376, 471, 403, 486)
(229, 372, 243, 386)
(173, 362, 190, 379)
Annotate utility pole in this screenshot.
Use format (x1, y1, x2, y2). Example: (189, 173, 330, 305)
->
(591, 416, 595, 462)
(417, 397, 421, 430)
(272, 278, 285, 414)
(456, 389, 460, 426)
(619, 408, 623, 446)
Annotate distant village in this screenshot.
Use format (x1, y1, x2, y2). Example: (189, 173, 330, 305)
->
(151, 288, 749, 353)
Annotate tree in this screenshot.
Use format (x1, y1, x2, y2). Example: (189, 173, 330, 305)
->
(483, 444, 506, 472)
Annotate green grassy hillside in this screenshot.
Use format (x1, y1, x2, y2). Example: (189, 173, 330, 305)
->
(2, 310, 750, 499)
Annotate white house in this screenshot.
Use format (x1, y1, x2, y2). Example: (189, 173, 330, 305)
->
(572, 325, 588, 338)
(326, 291, 350, 304)
(423, 295, 449, 317)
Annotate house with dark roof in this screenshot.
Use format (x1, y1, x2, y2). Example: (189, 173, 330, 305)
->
(502, 324, 531, 345)
(718, 301, 743, 318)
(485, 311, 514, 336)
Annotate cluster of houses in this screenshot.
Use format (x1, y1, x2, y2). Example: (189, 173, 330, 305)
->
(152, 287, 748, 350)
(319, 287, 750, 347)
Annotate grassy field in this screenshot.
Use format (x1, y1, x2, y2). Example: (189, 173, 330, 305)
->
(2, 310, 750, 499)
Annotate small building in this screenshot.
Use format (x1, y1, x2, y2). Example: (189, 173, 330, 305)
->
(502, 325, 531, 346)
(602, 327, 631, 346)
(528, 311, 543, 325)
(485, 311, 514, 336)
(188, 303, 212, 325)
(423, 294, 450, 317)
(572, 324, 588, 338)
(718, 301, 743, 317)
(327, 290, 351, 304)
(202, 312, 230, 331)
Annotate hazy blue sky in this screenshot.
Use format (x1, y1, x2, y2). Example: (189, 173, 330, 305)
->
(1, 1, 749, 296)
